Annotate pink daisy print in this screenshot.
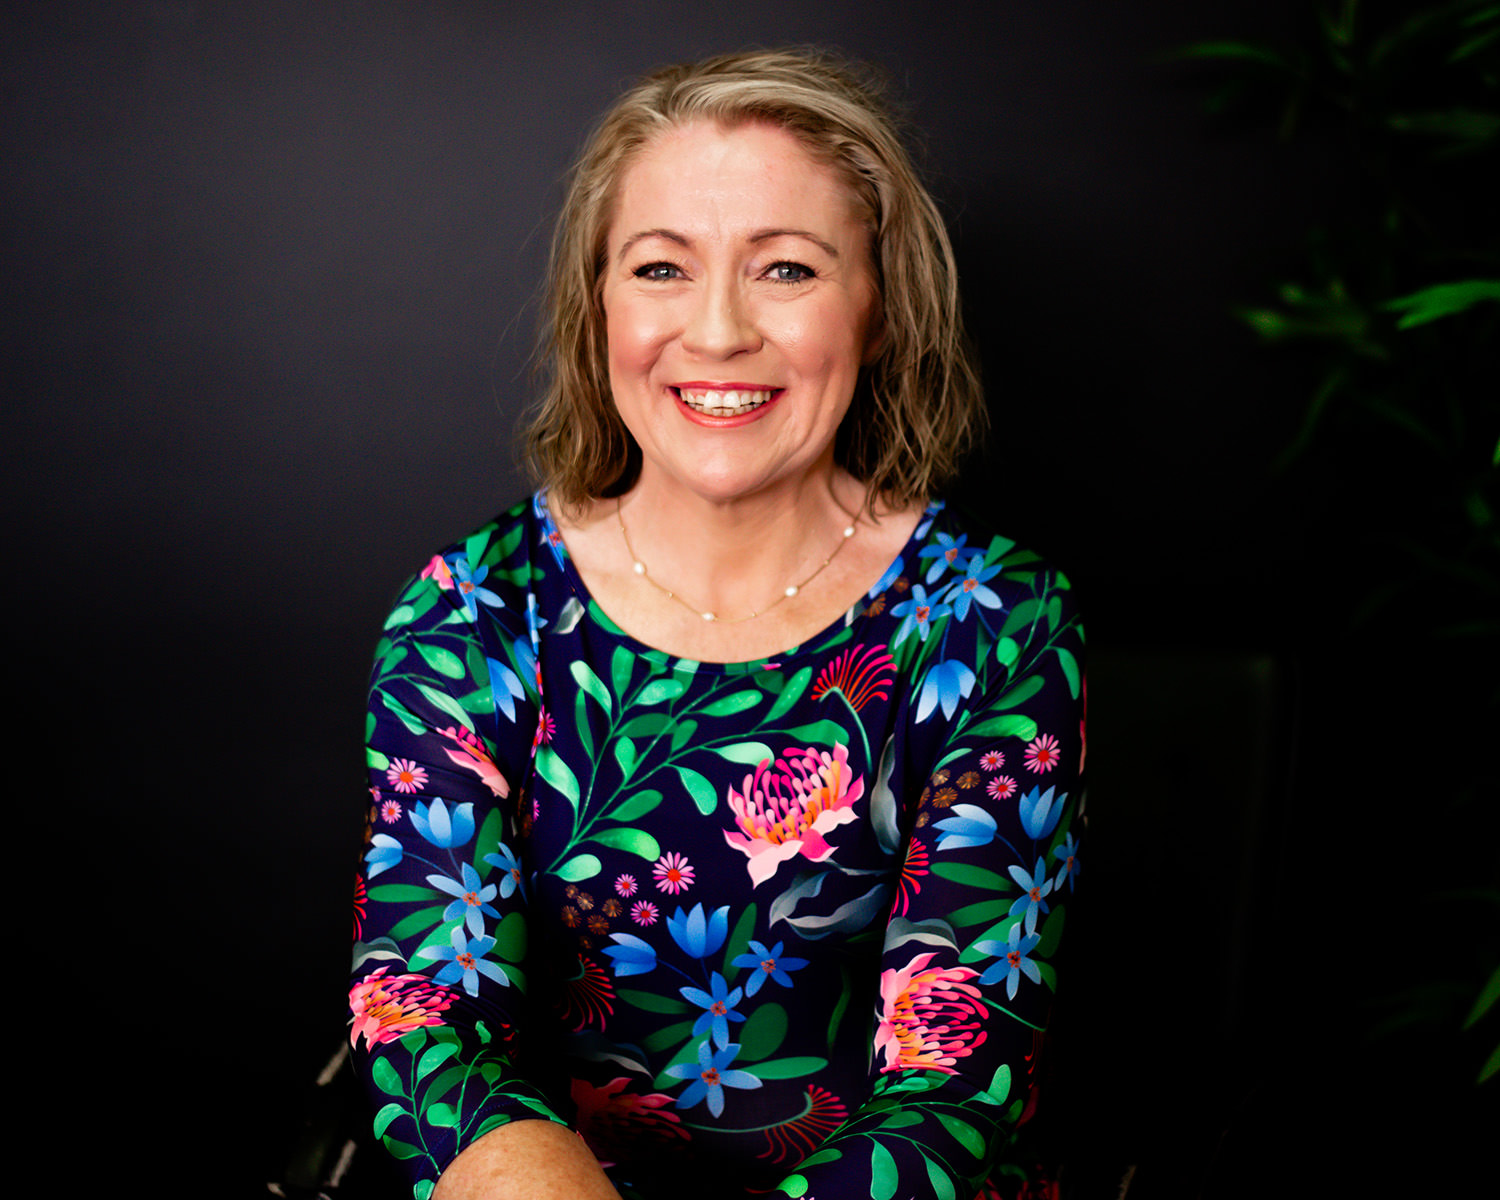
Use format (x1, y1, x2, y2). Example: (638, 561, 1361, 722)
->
(1024, 734, 1060, 774)
(978, 750, 1005, 772)
(631, 901, 659, 926)
(986, 776, 1018, 801)
(385, 758, 428, 793)
(653, 852, 694, 895)
(379, 799, 403, 824)
(615, 874, 638, 898)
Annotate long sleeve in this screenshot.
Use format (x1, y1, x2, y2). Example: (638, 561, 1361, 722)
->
(776, 549, 1086, 1199)
(349, 519, 566, 1198)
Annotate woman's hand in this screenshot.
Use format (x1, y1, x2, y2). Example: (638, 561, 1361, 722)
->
(432, 1119, 623, 1200)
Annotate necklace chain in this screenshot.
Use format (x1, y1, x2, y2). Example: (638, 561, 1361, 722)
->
(616, 497, 859, 624)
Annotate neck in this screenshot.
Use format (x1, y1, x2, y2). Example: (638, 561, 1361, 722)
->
(615, 467, 865, 620)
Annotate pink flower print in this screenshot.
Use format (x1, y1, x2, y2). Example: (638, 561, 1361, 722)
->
(437, 725, 510, 797)
(533, 707, 556, 750)
(652, 853, 694, 895)
(874, 952, 989, 1075)
(1024, 733, 1061, 774)
(385, 758, 428, 793)
(571, 1077, 687, 1163)
(420, 554, 454, 590)
(986, 776, 1018, 801)
(631, 901, 659, 926)
(615, 874, 638, 898)
(723, 744, 864, 887)
(348, 966, 456, 1050)
(979, 750, 1005, 772)
(379, 799, 403, 824)
(894, 837, 929, 917)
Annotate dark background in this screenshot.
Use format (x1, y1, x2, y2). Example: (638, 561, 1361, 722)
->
(6, 1, 1492, 1195)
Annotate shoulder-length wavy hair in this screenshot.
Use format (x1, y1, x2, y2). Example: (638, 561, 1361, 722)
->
(523, 48, 984, 511)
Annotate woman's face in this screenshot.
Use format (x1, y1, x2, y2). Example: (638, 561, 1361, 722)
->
(600, 120, 882, 507)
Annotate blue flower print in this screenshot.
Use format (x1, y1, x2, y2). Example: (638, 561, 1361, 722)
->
(410, 798, 476, 849)
(868, 554, 905, 599)
(919, 532, 978, 584)
(934, 803, 998, 851)
(487, 656, 526, 722)
(945, 559, 1004, 621)
(732, 940, 809, 997)
(449, 556, 503, 621)
(667, 904, 730, 960)
(428, 862, 500, 936)
(665, 1041, 762, 1117)
(1007, 857, 1054, 936)
(892, 586, 952, 647)
(915, 659, 976, 723)
(482, 843, 525, 900)
(1053, 832, 1080, 892)
(420, 927, 511, 995)
(603, 933, 658, 977)
(365, 834, 403, 879)
(977, 923, 1043, 1000)
(1017, 785, 1066, 841)
(680, 973, 746, 1049)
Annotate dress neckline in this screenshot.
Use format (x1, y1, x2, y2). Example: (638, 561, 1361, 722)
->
(533, 490, 942, 672)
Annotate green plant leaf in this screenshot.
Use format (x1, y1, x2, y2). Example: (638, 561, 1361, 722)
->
(751, 1055, 828, 1079)
(702, 690, 762, 717)
(1464, 966, 1500, 1029)
(1383, 279, 1500, 329)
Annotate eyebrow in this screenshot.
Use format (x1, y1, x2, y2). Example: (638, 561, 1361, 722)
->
(614, 227, 840, 262)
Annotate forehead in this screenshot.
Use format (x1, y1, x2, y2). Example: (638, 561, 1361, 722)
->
(605, 120, 868, 243)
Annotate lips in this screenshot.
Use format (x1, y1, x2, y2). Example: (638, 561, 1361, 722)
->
(673, 386, 779, 417)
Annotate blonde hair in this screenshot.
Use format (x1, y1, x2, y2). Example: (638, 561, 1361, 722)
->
(523, 48, 985, 510)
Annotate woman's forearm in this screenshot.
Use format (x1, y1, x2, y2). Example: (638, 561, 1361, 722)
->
(432, 1119, 623, 1200)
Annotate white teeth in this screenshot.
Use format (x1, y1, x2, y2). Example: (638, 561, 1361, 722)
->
(679, 388, 774, 416)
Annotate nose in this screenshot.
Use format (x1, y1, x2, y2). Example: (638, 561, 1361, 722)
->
(682, 278, 761, 359)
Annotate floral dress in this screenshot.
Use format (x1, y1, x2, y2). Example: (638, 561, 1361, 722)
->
(350, 493, 1085, 1200)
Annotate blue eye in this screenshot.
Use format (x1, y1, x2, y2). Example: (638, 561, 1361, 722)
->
(634, 262, 683, 281)
(767, 262, 814, 283)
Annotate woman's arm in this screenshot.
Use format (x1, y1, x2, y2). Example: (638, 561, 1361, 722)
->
(433, 1120, 623, 1200)
(781, 561, 1086, 1198)
(352, 525, 580, 1194)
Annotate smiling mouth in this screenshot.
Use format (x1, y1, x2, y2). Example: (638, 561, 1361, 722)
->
(674, 387, 778, 417)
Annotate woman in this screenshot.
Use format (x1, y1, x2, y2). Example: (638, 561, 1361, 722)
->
(350, 50, 1085, 1200)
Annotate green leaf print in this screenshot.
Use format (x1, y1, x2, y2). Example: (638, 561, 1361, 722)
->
(1055, 645, 1081, 699)
(370, 1056, 404, 1097)
(535, 745, 580, 809)
(870, 1139, 899, 1200)
(592, 827, 660, 860)
(383, 604, 415, 631)
(415, 642, 465, 680)
(610, 645, 635, 697)
(613, 736, 636, 776)
(416, 683, 473, 732)
(382, 692, 427, 737)
(738, 1001, 788, 1060)
(765, 665, 811, 720)
(923, 1153, 957, 1200)
(610, 789, 664, 823)
(416, 1041, 460, 1081)
(637, 678, 687, 706)
(372, 1102, 405, 1139)
(938, 1113, 987, 1157)
(673, 766, 718, 815)
(556, 854, 601, 881)
(701, 690, 762, 717)
(748, 1055, 828, 1079)
(715, 741, 775, 766)
(571, 660, 612, 716)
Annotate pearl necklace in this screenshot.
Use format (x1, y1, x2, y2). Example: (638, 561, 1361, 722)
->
(616, 497, 859, 624)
